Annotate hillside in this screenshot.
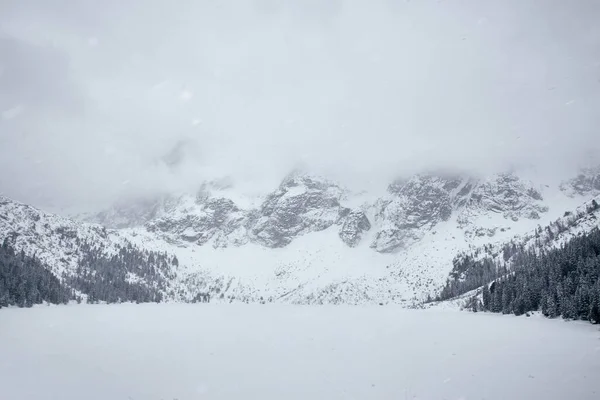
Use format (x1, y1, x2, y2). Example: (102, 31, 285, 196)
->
(433, 197, 600, 323)
(0, 196, 177, 304)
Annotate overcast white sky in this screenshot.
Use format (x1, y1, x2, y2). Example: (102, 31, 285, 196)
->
(1, 0, 599, 211)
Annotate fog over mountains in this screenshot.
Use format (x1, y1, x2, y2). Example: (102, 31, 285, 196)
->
(1, 0, 600, 213)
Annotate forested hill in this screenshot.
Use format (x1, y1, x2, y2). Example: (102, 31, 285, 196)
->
(0, 239, 71, 307)
(436, 199, 600, 323)
(0, 236, 179, 308)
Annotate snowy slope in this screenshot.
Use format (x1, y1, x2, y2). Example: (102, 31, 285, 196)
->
(0, 196, 125, 279)
(425, 195, 600, 311)
(453, 195, 600, 269)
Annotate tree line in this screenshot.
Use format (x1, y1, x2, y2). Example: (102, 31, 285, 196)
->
(0, 236, 180, 308)
(64, 239, 177, 304)
(437, 226, 600, 323)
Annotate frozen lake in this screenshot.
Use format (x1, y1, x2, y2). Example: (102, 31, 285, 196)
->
(1, 304, 599, 400)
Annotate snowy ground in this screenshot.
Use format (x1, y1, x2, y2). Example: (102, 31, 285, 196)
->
(1, 305, 599, 400)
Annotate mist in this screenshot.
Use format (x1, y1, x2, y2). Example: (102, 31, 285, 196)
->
(1, 0, 599, 211)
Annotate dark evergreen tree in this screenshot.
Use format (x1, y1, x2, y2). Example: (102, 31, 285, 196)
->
(482, 283, 491, 310)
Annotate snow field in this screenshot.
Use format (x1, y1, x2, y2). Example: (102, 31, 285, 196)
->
(1, 304, 599, 400)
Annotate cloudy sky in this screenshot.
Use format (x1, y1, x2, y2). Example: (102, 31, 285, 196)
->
(1, 0, 599, 211)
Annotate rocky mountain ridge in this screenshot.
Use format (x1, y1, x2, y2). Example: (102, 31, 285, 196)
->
(2, 167, 599, 305)
(87, 169, 579, 254)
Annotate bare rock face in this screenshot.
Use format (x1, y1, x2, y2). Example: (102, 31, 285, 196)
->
(338, 209, 371, 247)
(146, 196, 249, 247)
(86, 173, 377, 249)
(459, 172, 548, 224)
(251, 174, 346, 248)
(560, 166, 600, 198)
(371, 174, 472, 253)
(369, 172, 551, 253)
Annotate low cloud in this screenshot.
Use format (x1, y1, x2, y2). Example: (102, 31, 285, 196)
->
(1, 0, 599, 211)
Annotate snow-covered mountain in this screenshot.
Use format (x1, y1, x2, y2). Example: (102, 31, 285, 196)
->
(0, 195, 122, 279)
(87, 170, 582, 250)
(2, 167, 600, 305)
(0, 196, 178, 302)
